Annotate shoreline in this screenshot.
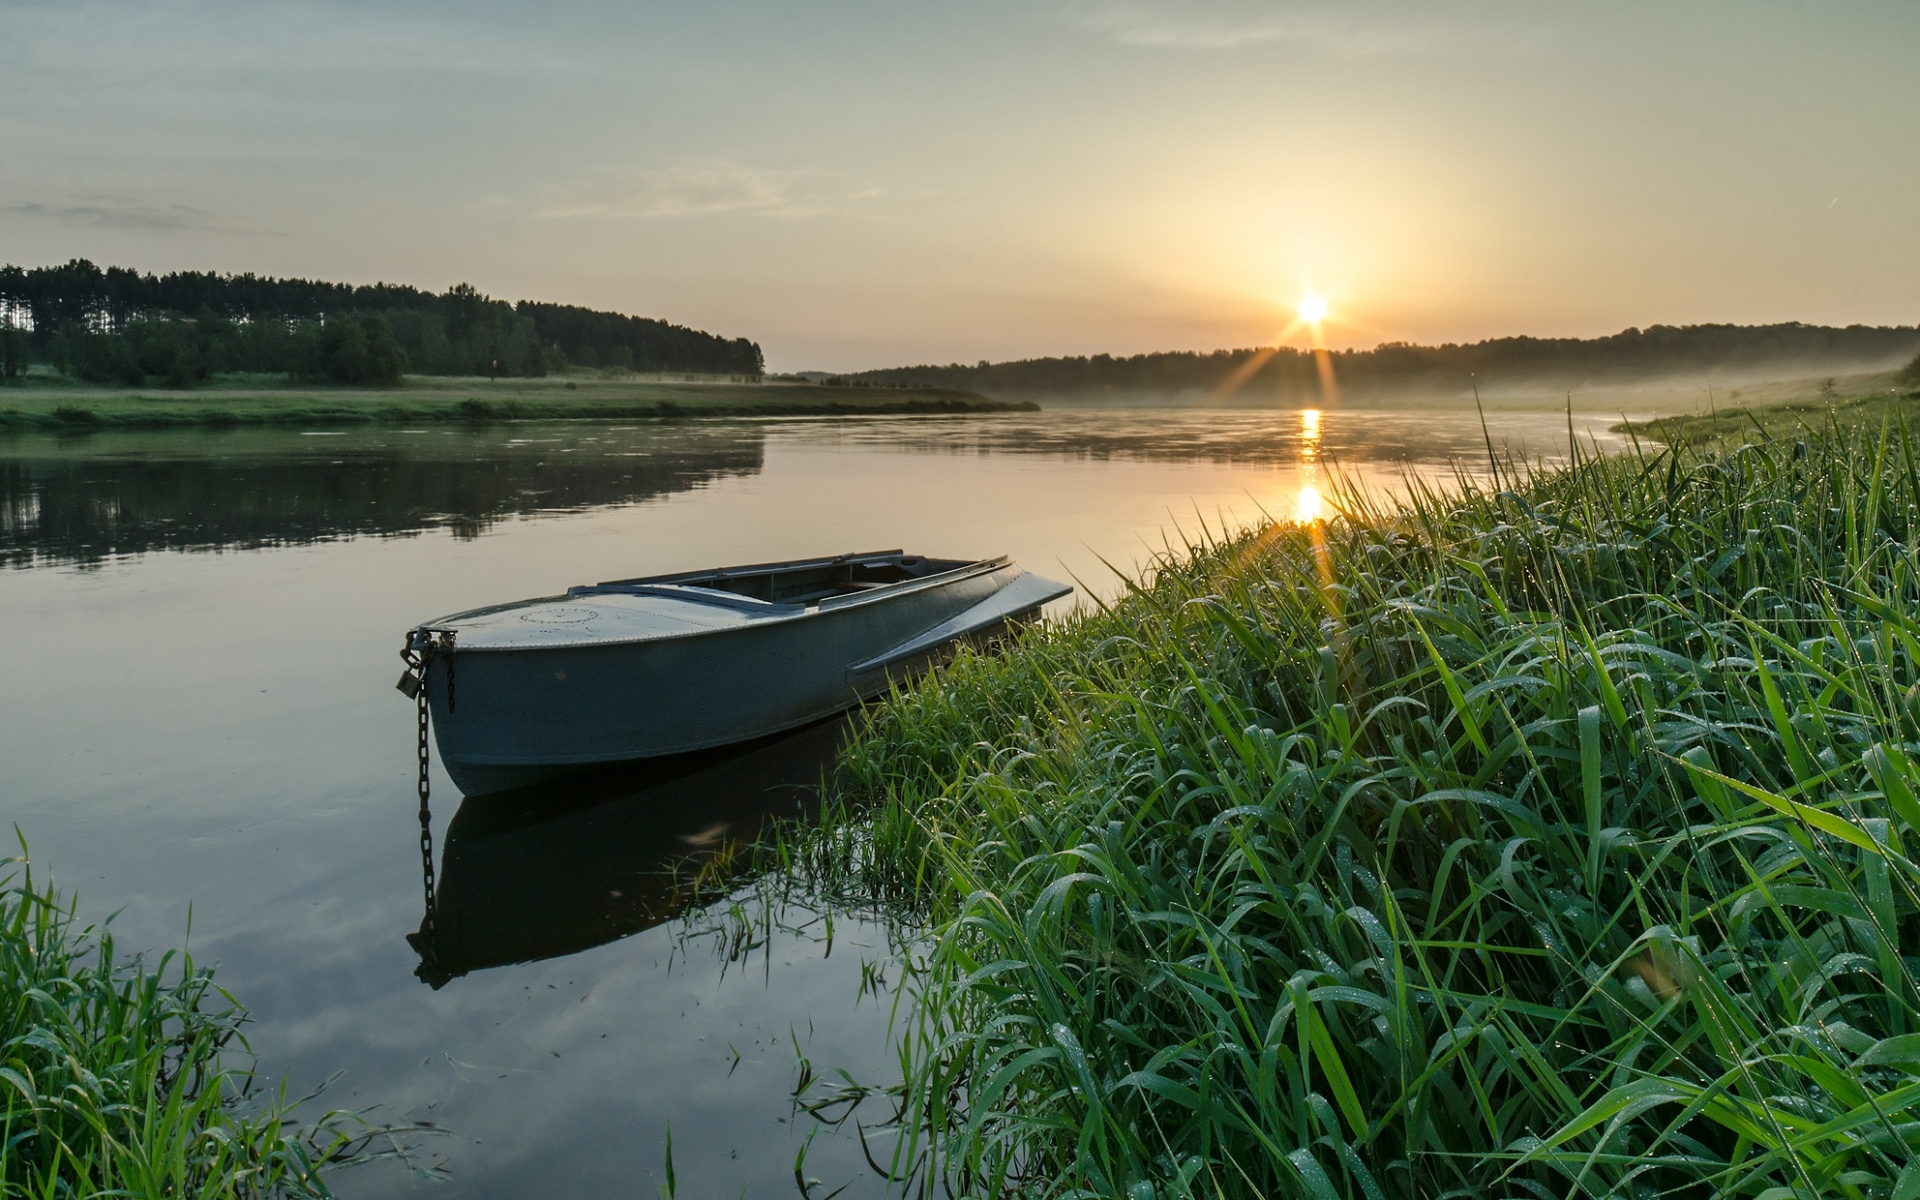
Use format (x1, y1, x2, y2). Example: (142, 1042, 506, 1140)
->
(0, 379, 1034, 430)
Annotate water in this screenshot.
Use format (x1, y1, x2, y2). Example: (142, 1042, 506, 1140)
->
(0, 403, 1636, 1197)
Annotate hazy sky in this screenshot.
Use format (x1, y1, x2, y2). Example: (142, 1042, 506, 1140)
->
(4, 1, 1916, 370)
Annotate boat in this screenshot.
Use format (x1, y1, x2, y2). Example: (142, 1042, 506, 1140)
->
(398, 549, 1070, 796)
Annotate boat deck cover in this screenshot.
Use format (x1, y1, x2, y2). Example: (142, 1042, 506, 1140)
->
(434, 588, 799, 650)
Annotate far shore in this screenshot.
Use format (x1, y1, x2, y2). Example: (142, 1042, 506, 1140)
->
(976, 366, 1911, 412)
(0, 374, 1033, 430)
(3, 365, 1908, 434)
(1614, 367, 1918, 444)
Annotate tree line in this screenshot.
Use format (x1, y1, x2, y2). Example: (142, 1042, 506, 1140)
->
(0, 260, 764, 387)
(851, 323, 1920, 398)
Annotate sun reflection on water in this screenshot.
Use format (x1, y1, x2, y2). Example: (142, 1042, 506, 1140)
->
(1296, 408, 1323, 523)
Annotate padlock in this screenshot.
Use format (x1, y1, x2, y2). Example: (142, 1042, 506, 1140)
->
(396, 671, 423, 700)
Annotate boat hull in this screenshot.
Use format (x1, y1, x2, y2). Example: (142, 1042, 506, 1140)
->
(423, 560, 1061, 795)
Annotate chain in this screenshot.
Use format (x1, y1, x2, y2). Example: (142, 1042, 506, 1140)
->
(400, 629, 454, 966)
(416, 657, 437, 950)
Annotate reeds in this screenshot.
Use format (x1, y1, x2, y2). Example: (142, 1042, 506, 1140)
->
(0, 855, 361, 1198)
(833, 416, 1920, 1197)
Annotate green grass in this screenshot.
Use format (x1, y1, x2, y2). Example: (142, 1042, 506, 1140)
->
(0, 854, 365, 1198)
(1620, 372, 1919, 447)
(820, 414, 1920, 1197)
(0, 374, 1030, 430)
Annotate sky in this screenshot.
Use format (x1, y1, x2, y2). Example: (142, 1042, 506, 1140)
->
(3, 0, 1916, 371)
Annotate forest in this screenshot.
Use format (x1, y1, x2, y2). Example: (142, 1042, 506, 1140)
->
(0, 260, 764, 387)
(853, 322, 1920, 398)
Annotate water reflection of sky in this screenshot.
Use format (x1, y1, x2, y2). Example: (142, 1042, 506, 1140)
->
(2, 405, 1639, 572)
(0, 404, 1646, 1198)
(0, 423, 767, 567)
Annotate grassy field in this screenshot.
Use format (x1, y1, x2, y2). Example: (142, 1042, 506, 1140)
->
(0, 857, 368, 1197)
(0, 373, 1030, 430)
(812, 412, 1920, 1197)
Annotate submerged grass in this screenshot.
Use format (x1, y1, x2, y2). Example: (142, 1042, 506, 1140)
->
(824, 415, 1920, 1197)
(0, 854, 368, 1198)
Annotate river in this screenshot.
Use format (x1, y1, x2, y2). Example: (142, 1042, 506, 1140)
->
(0, 402, 1637, 1197)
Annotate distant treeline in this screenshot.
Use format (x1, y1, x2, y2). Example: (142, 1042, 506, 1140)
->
(851, 323, 1920, 398)
(0, 260, 763, 387)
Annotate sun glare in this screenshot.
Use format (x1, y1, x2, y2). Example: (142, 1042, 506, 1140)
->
(1295, 484, 1324, 523)
(1298, 294, 1329, 325)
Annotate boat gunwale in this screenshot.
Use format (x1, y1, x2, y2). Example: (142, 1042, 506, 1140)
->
(414, 554, 1018, 654)
(598, 547, 914, 588)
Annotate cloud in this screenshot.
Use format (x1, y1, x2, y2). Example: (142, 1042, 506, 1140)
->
(537, 162, 797, 220)
(3, 196, 264, 233)
(1068, 2, 1458, 56)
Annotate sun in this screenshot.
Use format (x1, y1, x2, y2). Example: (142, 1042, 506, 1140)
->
(1298, 294, 1329, 325)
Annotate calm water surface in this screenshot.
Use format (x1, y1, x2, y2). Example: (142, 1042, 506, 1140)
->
(0, 404, 1636, 1197)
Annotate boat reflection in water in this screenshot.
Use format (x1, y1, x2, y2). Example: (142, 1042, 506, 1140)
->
(407, 713, 855, 988)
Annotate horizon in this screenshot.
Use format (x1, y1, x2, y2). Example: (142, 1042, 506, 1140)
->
(4, 3, 1917, 371)
(8, 255, 1915, 381)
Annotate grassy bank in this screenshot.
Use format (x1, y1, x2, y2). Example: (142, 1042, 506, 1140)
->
(1619, 369, 1918, 446)
(0, 375, 1030, 430)
(830, 418, 1920, 1197)
(0, 857, 357, 1197)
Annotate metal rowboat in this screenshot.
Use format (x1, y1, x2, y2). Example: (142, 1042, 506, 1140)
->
(399, 550, 1069, 795)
